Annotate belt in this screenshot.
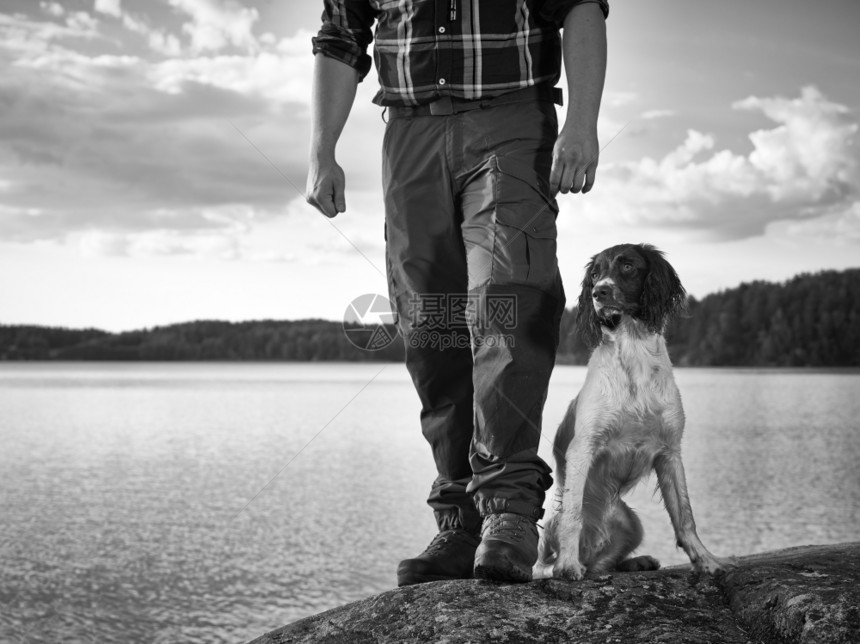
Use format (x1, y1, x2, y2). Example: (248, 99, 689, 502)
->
(387, 84, 563, 118)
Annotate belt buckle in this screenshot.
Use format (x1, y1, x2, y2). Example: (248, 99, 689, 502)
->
(429, 96, 454, 116)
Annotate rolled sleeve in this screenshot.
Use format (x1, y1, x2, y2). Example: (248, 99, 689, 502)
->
(311, 1, 376, 81)
(540, 0, 609, 28)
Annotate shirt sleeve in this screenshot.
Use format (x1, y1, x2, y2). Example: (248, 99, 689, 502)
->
(311, 1, 377, 82)
(540, 0, 609, 28)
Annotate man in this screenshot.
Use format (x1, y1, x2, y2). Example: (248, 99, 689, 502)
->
(307, 0, 608, 585)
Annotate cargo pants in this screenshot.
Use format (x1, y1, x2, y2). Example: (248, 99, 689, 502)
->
(382, 86, 566, 534)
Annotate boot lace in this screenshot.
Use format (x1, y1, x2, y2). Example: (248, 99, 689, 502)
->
(423, 529, 474, 555)
(481, 513, 534, 543)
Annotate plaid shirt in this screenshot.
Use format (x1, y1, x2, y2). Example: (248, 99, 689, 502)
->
(312, 0, 609, 107)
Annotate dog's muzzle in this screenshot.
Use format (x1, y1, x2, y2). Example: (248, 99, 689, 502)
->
(592, 282, 624, 329)
(596, 305, 623, 330)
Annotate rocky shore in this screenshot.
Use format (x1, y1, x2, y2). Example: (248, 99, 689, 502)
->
(248, 542, 859, 643)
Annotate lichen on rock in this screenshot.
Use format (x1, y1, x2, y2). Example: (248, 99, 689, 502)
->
(248, 542, 860, 644)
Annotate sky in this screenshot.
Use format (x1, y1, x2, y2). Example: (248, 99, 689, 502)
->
(1, 0, 859, 332)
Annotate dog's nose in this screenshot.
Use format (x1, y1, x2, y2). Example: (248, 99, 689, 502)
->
(593, 285, 611, 302)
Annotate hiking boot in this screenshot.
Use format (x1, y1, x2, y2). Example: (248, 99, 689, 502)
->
(473, 512, 538, 583)
(397, 529, 481, 586)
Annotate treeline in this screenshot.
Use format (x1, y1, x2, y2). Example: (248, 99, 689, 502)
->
(0, 320, 403, 362)
(2, 268, 858, 367)
(667, 268, 860, 367)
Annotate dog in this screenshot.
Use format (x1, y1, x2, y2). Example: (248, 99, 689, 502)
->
(534, 243, 726, 580)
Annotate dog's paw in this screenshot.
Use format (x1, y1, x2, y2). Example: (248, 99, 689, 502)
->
(532, 561, 555, 580)
(692, 555, 735, 576)
(711, 555, 739, 574)
(555, 558, 587, 581)
(617, 555, 660, 572)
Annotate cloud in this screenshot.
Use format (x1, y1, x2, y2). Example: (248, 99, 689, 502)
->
(78, 228, 241, 259)
(777, 201, 860, 244)
(146, 27, 183, 57)
(72, 195, 362, 265)
(167, 0, 259, 53)
(735, 86, 857, 202)
(603, 90, 638, 109)
(69, 0, 261, 58)
(641, 109, 676, 120)
(100, 7, 183, 57)
(0, 8, 318, 251)
(73, 202, 271, 260)
(148, 29, 316, 105)
(40, 2, 64, 18)
(5, 8, 98, 50)
(94, 0, 122, 19)
(65, 10, 100, 35)
(568, 86, 860, 241)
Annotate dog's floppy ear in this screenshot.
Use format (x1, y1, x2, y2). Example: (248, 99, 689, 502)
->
(638, 244, 687, 333)
(575, 256, 602, 348)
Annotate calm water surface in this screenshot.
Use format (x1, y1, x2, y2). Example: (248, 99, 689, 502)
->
(1, 362, 858, 643)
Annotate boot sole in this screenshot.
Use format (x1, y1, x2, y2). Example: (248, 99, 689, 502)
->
(397, 571, 472, 587)
(473, 552, 532, 583)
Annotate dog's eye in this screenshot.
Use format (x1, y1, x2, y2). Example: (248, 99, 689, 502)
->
(622, 263, 634, 273)
(590, 271, 599, 281)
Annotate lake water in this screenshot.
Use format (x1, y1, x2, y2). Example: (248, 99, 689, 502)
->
(1, 362, 858, 643)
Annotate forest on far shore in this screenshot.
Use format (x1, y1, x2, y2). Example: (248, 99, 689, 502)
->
(2, 268, 858, 367)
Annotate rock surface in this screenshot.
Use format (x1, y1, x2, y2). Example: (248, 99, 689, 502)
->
(248, 542, 860, 644)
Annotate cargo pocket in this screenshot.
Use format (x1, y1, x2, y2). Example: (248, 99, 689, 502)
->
(490, 155, 559, 290)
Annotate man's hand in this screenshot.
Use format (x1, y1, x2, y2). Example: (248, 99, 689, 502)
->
(553, 2, 606, 197)
(306, 157, 346, 218)
(550, 125, 599, 195)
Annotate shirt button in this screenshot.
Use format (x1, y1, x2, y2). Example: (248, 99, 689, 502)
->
(438, 26, 446, 34)
(439, 78, 446, 85)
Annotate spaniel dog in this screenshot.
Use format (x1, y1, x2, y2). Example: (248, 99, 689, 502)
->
(535, 243, 726, 580)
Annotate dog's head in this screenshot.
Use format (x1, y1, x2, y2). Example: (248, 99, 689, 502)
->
(576, 243, 687, 347)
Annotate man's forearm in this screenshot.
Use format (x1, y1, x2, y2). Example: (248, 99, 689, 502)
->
(310, 54, 361, 162)
(549, 3, 607, 195)
(306, 54, 360, 217)
(561, 3, 607, 132)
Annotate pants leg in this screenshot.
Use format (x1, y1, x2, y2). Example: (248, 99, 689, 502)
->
(382, 114, 481, 534)
(455, 99, 565, 520)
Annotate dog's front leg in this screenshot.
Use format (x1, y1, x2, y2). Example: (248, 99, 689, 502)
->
(654, 453, 725, 574)
(553, 438, 591, 580)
